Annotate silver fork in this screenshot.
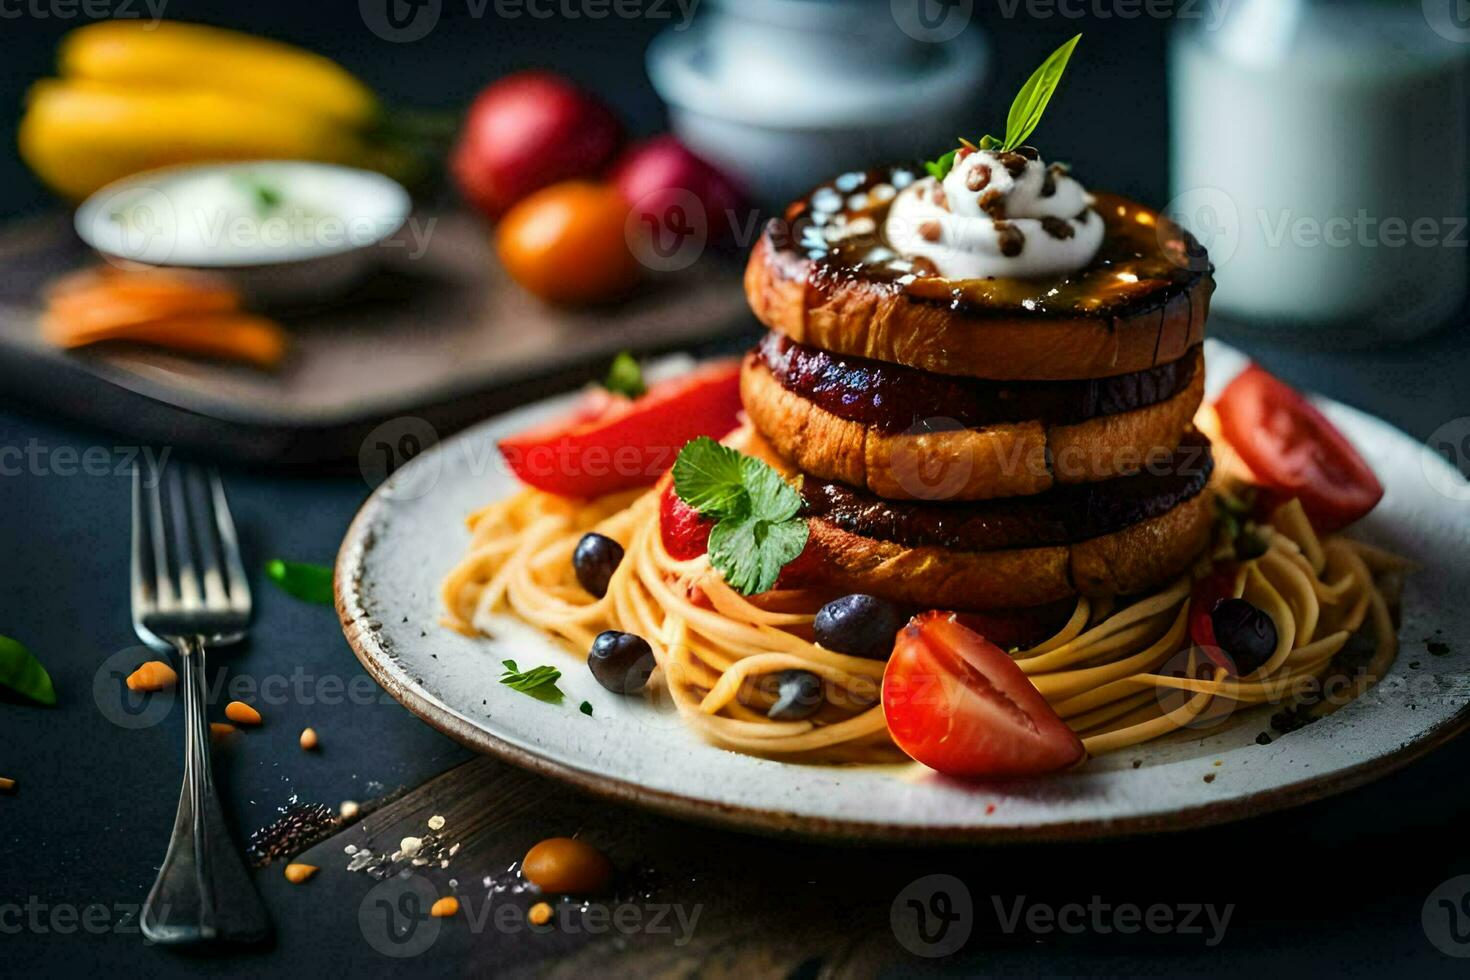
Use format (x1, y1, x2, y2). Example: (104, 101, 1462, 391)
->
(132, 461, 269, 945)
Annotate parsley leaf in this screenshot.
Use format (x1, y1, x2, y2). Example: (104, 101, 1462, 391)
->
(672, 439, 809, 595)
(499, 661, 564, 704)
(673, 436, 749, 518)
(708, 515, 808, 596)
(603, 351, 646, 399)
(579, 700, 593, 716)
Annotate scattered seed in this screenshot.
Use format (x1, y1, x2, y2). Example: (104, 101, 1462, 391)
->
(299, 727, 319, 751)
(1203, 773, 1216, 783)
(400, 836, 423, 858)
(210, 722, 237, 739)
(427, 815, 446, 831)
(431, 896, 459, 918)
(225, 701, 262, 726)
(528, 902, 553, 926)
(340, 800, 360, 820)
(284, 863, 319, 884)
(126, 661, 177, 693)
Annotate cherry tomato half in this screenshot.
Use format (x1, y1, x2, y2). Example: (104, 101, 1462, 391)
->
(1215, 364, 1383, 533)
(496, 181, 640, 305)
(499, 359, 743, 499)
(882, 612, 1084, 778)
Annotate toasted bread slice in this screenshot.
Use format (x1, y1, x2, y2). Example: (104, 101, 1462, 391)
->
(800, 489, 1213, 609)
(746, 191, 1213, 381)
(742, 349, 1205, 501)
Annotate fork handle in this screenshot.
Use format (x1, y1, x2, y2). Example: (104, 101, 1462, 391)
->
(141, 635, 270, 944)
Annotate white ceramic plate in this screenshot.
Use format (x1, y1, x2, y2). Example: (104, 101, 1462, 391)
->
(335, 341, 1470, 841)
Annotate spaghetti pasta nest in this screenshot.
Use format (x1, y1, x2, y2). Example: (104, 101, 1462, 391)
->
(442, 441, 1405, 766)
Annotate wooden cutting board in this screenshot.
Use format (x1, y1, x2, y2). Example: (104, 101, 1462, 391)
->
(0, 211, 753, 468)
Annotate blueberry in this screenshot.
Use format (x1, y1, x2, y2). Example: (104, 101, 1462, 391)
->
(573, 533, 624, 599)
(813, 594, 903, 660)
(765, 670, 823, 721)
(1210, 598, 1278, 675)
(588, 630, 655, 694)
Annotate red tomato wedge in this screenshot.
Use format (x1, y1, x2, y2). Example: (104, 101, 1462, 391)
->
(499, 360, 743, 498)
(1188, 568, 1238, 674)
(658, 481, 713, 560)
(1215, 364, 1383, 533)
(882, 612, 1084, 778)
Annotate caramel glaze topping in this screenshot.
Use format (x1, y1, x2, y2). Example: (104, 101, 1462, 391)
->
(775, 164, 1209, 317)
(758, 331, 1200, 434)
(799, 433, 1214, 552)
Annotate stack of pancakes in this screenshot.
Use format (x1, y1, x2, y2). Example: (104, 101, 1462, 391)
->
(739, 170, 1218, 610)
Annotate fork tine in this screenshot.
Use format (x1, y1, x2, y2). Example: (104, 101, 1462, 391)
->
(145, 456, 177, 612)
(130, 464, 153, 616)
(186, 467, 231, 610)
(208, 469, 252, 614)
(168, 466, 204, 611)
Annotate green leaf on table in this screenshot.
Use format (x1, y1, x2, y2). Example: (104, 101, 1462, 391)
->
(579, 700, 593, 717)
(0, 634, 56, 706)
(266, 559, 334, 605)
(603, 351, 647, 400)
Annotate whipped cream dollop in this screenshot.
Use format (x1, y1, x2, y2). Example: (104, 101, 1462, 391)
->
(885, 147, 1104, 279)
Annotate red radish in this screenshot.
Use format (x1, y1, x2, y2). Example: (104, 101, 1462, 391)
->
(611, 136, 746, 243)
(452, 71, 622, 220)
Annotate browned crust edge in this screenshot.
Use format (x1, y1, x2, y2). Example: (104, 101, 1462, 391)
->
(741, 350, 1206, 501)
(800, 489, 1215, 610)
(744, 207, 1214, 382)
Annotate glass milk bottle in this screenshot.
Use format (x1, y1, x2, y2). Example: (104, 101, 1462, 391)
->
(1169, 0, 1467, 345)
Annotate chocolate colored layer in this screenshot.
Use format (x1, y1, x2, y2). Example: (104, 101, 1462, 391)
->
(799, 433, 1214, 551)
(759, 331, 1199, 434)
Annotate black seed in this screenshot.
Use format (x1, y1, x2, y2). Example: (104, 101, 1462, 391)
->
(573, 533, 624, 598)
(588, 630, 655, 694)
(1210, 598, 1277, 675)
(765, 670, 823, 721)
(814, 594, 904, 660)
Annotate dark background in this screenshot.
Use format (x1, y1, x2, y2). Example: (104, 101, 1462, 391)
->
(3, 2, 1469, 977)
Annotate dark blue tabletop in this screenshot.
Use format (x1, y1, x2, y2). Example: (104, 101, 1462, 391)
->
(4, 5, 1470, 977)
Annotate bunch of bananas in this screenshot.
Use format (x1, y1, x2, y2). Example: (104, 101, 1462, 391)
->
(20, 21, 410, 200)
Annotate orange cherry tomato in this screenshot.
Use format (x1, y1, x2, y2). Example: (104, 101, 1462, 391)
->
(495, 180, 640, 304)
(521, 837, 612, 894)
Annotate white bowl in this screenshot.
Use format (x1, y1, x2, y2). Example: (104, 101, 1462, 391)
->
(647, 15, 987, 205)
(75, 161, 412, 306)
